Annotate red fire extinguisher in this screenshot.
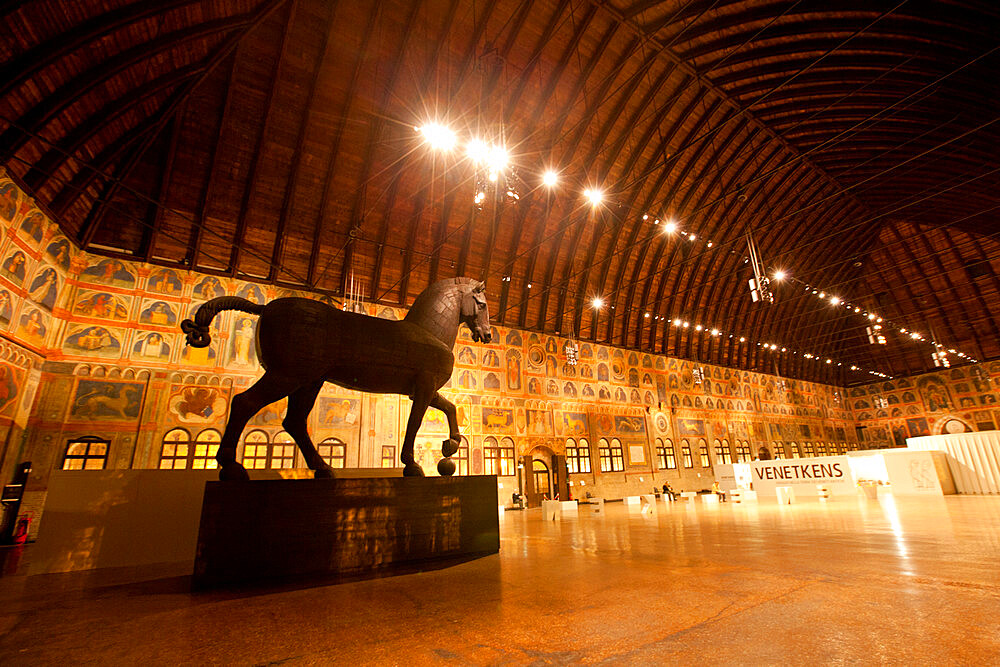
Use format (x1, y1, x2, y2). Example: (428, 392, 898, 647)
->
(12, 517, 30, 544)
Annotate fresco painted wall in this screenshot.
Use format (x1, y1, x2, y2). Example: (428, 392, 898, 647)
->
(848, 363, 1000, 447)
(0, 172, 899, 520)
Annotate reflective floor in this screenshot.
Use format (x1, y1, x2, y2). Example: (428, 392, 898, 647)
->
(1, 494, 999, 664)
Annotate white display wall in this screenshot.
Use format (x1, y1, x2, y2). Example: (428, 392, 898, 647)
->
(907, 431, 1000, 494)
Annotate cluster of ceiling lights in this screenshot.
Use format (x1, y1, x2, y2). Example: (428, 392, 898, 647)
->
(652, 314, 890, 379)
(793, 281, 979, 365)
(418, 123, 976, 376)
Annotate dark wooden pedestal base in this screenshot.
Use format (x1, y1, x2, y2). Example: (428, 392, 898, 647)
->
(192, 475, 499, 590)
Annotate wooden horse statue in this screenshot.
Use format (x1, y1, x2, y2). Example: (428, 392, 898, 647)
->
(180, 277, 491, 480)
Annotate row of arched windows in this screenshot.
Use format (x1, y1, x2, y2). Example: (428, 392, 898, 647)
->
(64, 430, 864, 474)
(159, 428, 347, 470)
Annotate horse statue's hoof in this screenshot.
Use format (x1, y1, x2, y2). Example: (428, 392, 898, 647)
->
(437, 457, 456, 476)
(403, 463, 425, 477)
(442, 437, 459, 458)
(313, 465, 335, 479)
(218, 462, 250, 481)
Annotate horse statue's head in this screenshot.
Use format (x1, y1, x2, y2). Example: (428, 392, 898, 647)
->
(461, 280, 492, 343)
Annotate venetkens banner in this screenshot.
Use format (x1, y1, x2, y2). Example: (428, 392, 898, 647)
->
(749, 456, 857, 496)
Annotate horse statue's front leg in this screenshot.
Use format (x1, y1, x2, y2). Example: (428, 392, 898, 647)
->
(430, 393, 460, 476)
(401, 380, 435, 476)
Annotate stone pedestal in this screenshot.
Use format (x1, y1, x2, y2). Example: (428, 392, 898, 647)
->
(193, 475, 499, 590)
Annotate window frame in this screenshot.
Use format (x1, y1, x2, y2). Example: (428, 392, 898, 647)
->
(681, 439, 693, 468)
(62, 436, 110, 470)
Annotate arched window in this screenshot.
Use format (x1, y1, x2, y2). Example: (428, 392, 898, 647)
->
(699, 439, 711, 467)
(566, 437, 591, 473)
(192, 429, 221, 469)
(714, 438, 731, 465)
(380, 444, 396, 468)
(815, 441, 827, 456)
(664, 438, 677, 469)
(454, 436, 470, 475)
(803, 441, 816, 457)
(771, 440, 784, 459)
(241, 430, 269, 469)
(789, 441, 800, 458)
(271, 431, 296, 469)
(484, 436, 515, 476)
(681, 439, 693, 468)
(655, 438, 667, 469)
(721, 438, 732, 464)
(159, 428, 190, 469)
(498, 437, 516, 476)
(609, 438, 624, 471)
(483, 436, 500, 475)
(319, 437, 347, 468)
(63, 436, 110, 470)
(598, 438, 612, 472)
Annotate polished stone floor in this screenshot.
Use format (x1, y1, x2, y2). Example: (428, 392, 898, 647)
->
(1, 494, 998, 664)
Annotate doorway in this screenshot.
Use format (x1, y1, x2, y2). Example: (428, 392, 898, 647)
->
(532, 459, 550, 500)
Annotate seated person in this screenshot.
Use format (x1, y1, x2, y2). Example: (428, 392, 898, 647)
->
(712, 481, 727, 502)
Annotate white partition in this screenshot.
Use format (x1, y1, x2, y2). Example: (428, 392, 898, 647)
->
(907, 431, 1000, 494)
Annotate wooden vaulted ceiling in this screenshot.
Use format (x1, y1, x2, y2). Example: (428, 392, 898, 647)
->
(2, 0, 999, 385)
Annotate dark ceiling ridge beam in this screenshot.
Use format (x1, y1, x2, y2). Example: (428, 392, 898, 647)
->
(50, 1, 289, 248)
(268, 0, 339, 283)
(394, 0, 465, 292)
(590, 81, 708, 342)
(142, 115, 182, 261)
(616, 99, 734, 348)
(633, 121, 757, 351)
(306, 0, 385, 290)
(228, 0, 298, 277)
(23, 61, 205, 194)
(611, 93, 729, 345)
(589, 0, 874, 222)
(188, 52, 241, 268)
(0, 0, 203, 100)
(0, 12, 261, 165)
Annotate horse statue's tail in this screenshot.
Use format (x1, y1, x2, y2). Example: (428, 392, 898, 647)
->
(180, 297, 265, 348)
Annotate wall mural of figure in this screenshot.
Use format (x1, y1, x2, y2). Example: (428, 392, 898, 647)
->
(505, 349, 522, 391)
(0, 363, 20, 414)
(229, 316, 257, 367)
(140, 300, 177, 326)
(236, 283, 265, 304)
(483, 372, 501, 390)
(15, 308, 47, 346)
(74, 291, 130, 320)
(81, 259, 136, 288)
(44, 237, 71, 270)
(132, 331, 172, 361)
(0, 182, 20, 222)
(63, 326, 122, 358)
(483, 349, 500, 367)
(0, 289, 12, 327)
(19, 211, 45, 243)
(194, 276, 226, 300)
(1, 250, 27, 284)
(147, 269, 183, 295)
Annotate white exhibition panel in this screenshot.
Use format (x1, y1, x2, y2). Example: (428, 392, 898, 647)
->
(907, 431, 1000, 494)
(876, 449, 955, 495)
(749, 456, 856, 497)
